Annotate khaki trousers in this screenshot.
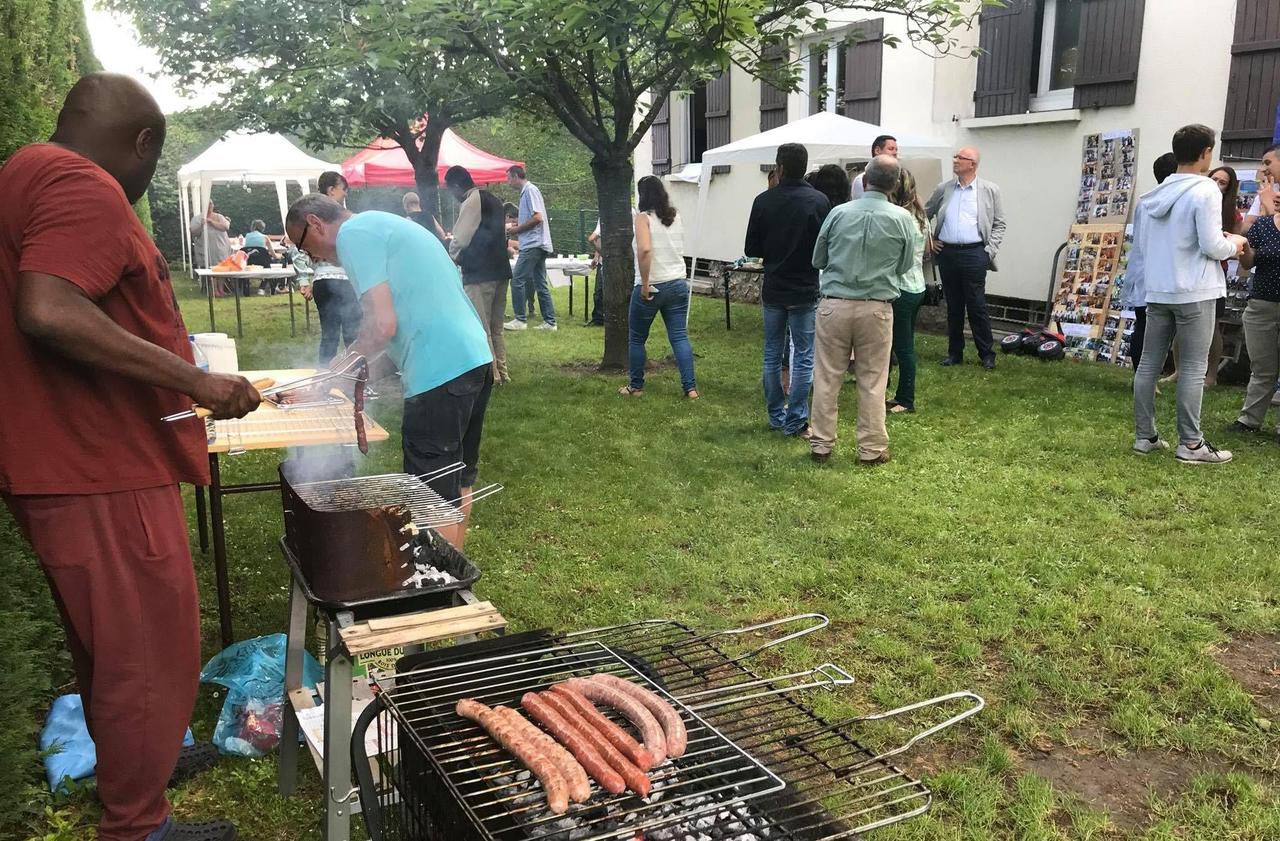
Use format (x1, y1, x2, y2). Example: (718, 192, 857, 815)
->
(810, 298, 894, 459)
(464, 278, 510, 381)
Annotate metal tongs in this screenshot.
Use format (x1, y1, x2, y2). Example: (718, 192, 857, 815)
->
(161, 355, 368, 422)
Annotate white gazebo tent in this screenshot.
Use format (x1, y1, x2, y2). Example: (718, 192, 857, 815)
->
(691, 112, 954, 269)
(178, 132, 339, 272)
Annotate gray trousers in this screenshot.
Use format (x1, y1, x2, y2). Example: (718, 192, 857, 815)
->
(1134, 299, 1216, 445)
(1239, 298, 1280, 431)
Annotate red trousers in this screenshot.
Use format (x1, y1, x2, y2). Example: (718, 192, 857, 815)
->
(6, 486, 200, 841)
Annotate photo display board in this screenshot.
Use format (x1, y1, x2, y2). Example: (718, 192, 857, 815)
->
(1051, 224, 1135, 366)
(1075, 130, 1139, 225)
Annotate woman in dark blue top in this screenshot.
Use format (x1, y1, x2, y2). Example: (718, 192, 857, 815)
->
(1234, 196, 1280, 435)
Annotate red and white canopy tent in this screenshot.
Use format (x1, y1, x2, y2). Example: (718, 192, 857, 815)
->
(341, 129, 523, 188)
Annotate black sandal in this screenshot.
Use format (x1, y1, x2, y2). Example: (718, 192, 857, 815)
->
(168, 742, 219, 788)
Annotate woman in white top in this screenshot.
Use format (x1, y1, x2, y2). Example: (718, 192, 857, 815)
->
(619, 176, 698, 398)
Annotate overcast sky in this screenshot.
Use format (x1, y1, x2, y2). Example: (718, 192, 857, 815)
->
(82, 0, 212, 113)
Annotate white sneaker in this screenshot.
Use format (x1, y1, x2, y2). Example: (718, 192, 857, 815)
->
(534, 322, 558, 331)
(503, 319, 527, 331)
(1175, 440, 1233, 464)
(1133, 436, 1169, 455)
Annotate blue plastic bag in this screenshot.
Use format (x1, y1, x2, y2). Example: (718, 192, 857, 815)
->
(41, 694, 194, 793)
(199, 633, 323, 757)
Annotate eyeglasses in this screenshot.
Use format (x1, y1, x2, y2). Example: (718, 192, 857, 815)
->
(296, 220, 311, 253)
(953, 155, 977, 163)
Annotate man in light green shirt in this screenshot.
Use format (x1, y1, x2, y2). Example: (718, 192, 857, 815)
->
(809, 155, 914, 465)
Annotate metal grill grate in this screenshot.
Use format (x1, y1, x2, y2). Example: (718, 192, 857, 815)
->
(291, 472, 465, 528)
(376, 640, 786, 841)
(361, 618, 983, 841)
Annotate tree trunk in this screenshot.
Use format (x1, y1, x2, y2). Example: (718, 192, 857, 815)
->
(592, 154, 635, 371)
(403, 118, 450, 234)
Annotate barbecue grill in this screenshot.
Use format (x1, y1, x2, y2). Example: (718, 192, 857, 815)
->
(280, 460, 500, 609)
(354, 615, 984, 841)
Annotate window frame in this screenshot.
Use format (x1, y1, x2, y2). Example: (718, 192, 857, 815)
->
(800, 30, 852, 115)
(1030, 0, 1080, 113)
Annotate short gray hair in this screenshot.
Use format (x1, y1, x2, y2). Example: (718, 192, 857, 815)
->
(286, 193, 346, 229)
(863, 155, 901, 193)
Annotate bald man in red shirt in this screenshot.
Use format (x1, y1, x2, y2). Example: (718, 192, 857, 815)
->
(0, 74, 259, 841)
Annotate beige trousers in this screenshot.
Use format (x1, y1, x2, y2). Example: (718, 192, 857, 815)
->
(810, 298, 894, 459)
(464, 278, 510, 381)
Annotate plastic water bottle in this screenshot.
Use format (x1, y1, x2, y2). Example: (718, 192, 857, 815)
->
(189, 334, 210, 372)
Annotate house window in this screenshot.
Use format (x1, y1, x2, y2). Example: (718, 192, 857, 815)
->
(1031, 0, 1082, 111)
(688, 81, 709, 163)
(808, 45, 830, 115)
(806, 41, 849, 115)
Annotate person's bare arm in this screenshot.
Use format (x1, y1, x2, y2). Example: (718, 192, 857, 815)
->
(16, 272, 260, 418)
(344, 283, 398, 381)
(635, 212, 653, 300)
(513, 211, 543, 235)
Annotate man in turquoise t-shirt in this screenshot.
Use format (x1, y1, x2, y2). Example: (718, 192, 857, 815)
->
(284, 194, 493, 548)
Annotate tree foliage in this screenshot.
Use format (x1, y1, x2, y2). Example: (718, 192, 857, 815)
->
(106, 0, 518, 225)
(436, 0, 993, 368)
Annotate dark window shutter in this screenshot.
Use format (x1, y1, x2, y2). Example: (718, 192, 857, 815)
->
(843, 19, 884, 124)
(760, 44, 789, 131)
(1222, 0, 1280, 161)
(651, 97, 671, 176)
(973, 0, 1037, 118)
(1073, 0, 1146, 109)
(706, 72, 732, 174)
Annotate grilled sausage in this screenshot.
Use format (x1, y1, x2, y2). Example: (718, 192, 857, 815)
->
(590, 674, 688, 758)
(562, 677, 667, 763)
(353, 358, 369, 454)
(455, 698, 569, 813)
(521, 693, 625, 796)
(548, 684, 655, 771)
(537, 691, 651, 797)
(494, 705, 591, 803)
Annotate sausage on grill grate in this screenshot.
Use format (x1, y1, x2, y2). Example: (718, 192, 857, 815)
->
(536, 691, 651, 797)
(590, 673, 688, 757)
(521, 693, 626, 795)
(562, 677, 667, 763)
(548, 683, 655, 771)
(494, 705, 591, 803)
(455, 698, 570, 813)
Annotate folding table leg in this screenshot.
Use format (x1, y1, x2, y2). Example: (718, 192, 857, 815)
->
(194, 485, 209, 552)
(278, 577, 309, 797)
(323, 621, 354, 841)
(208, 453, 234, 648)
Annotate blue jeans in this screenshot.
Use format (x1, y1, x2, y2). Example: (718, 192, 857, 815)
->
(763, 304, 816, 433)
(511, 247, 555, 324)
(629, 279, 696, 392)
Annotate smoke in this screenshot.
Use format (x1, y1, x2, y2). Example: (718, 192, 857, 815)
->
(281, 446, 356, 486)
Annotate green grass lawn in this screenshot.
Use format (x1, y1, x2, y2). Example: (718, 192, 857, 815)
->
(4, 275, 1278, 840)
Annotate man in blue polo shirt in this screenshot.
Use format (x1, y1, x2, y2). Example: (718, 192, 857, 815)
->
(285, 194, 493, 547)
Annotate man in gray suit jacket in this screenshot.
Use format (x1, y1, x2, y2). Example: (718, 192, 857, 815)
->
(925, 147, 1007, 369)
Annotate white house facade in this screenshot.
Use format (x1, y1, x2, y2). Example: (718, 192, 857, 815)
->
(635, 0, 1278, 311)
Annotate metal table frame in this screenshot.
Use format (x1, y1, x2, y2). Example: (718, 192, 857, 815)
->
(195, 268, 310, 338)
(193, 453, 278, 648)
(276, 578, 497, 841)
